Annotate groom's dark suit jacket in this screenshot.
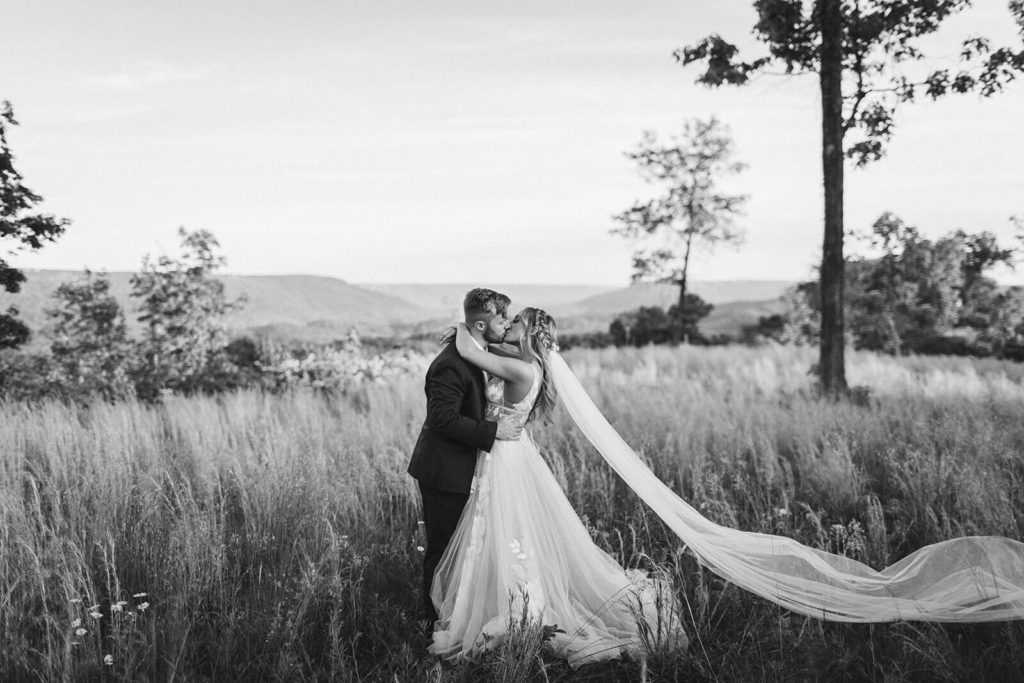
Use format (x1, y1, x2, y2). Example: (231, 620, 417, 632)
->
(408, 343, 497, 495)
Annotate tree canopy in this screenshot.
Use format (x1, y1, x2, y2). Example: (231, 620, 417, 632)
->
(612, 117, 747, 309)
(0, 100, 70, 348)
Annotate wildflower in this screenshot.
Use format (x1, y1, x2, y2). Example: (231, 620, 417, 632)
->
(111, 603, 124, 613)
(416, 545, 425, 553)
(776, 507, 790, 518)
(69, 598, 82, 604)
(103, 654, 113, 666)
(132, 592, 147, 598)
(89, 611, 102, 619)
(137, 602, 150, 612)
(71, 618, 81, 628)
(75, 628, 87, 636)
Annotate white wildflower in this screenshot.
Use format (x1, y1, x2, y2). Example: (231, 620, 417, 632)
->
(103, 654, 113, 666)
(89, 611, 102, 619)
(71, 618, 81, 628)
(776, 507, 790, 517)
(69, 598, 82, 604)
(137, 602, 150, 612)
(416, 545, 425, 553)
(132, 592, 147, 598)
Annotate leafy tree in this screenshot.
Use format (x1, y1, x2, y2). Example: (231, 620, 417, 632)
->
(679, 1, 1024, 395)
(0, 306, 30, 349)
(46, 270, 133, 399)
(786, 214, 1022, 356)
(746, 286, 819, 345)
(612, 117, 747, 309)
(130, 228, 244, 398)
(1, 101, 70, 347)
(0, 349, 62, 401)
(608, 297, 714, 347)
(956, 229, 1016, 308)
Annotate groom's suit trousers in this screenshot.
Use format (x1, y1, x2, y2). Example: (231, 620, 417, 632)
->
(419, 481, 469, 623)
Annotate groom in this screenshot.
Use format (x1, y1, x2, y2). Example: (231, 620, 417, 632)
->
(408, 287, 521, 626)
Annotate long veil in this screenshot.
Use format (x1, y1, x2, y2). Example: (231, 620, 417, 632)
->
(548, 351, 1024, 622)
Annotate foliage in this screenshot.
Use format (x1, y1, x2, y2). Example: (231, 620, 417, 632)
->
(756, 214, 1024, 358)
(0, 349, 62, 400)
(609, 295, 714, 346)
(0, 101, 70, 347)
(253, 336, 428, 392)
(0, 305, 30, 349)
(46, 270, 134, 399)
(678, 1, 1024, 166)
(744, 287, 820, 346)
(129, 228, 245, 399)
(612, 117, 747, 307)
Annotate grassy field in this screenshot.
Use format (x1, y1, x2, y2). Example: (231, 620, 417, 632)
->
(3, 344, 1024, 681)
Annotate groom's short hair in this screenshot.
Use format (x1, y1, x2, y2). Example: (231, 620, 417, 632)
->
(464, 288, 510, 322)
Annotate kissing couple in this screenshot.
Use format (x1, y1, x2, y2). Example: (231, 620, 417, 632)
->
(407, 288, 686, 668)
(408, 288, 1024, 669)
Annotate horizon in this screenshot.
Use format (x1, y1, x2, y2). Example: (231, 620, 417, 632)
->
(5, 1, 1023, 287)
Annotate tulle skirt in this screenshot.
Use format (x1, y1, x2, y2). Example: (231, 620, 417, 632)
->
(428, 432, 687, 667)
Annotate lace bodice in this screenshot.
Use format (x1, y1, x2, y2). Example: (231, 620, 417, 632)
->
(484, 364, 541, 429)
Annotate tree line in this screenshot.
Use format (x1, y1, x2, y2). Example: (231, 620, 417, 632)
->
(0, 228, 251, 401)
(750, 213, 1024, 360)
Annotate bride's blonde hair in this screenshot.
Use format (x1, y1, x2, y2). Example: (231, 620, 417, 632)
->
(519, 307, 558, 423)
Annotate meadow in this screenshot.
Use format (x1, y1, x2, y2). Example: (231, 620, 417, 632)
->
(3, 344, 1024, 682)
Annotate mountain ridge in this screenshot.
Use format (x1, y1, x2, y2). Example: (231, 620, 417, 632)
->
(1, 270, 796, 343)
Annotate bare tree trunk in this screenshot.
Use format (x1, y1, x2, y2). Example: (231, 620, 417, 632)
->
(818, 0, 848, 396)
(678, 232, 693, 309)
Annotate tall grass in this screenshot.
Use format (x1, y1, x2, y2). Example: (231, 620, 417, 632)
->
(3, 344, 1024, 680)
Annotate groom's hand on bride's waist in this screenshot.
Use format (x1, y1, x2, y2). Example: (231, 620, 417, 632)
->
(495, 417, 522, 441)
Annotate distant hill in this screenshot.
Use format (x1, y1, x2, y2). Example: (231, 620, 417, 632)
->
(575, 281, 796, 313)
(358, 283, 617, 317)
(0, 270, 427, 344)
(700, 299, 787, 337)
(1, 271, 795, 346)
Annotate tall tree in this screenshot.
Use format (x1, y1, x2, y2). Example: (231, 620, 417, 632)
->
(0, 101, 70, 347)
(130, 228, 244, 398)
(47, 270, 133, 399)
(612, 117, 747, 309)
(678, 1, 1024, 395)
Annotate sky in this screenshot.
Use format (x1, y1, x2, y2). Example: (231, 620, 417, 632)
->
(3, 1, 1023, 286)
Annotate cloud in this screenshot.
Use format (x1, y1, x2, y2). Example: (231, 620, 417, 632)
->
(81, 62, 208, 90)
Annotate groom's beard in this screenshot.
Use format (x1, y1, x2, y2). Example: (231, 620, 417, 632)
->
(483, 329, 506, 345)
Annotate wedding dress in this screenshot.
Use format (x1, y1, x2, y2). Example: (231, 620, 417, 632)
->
(429, 365, 687, 667)
(546, 351, 1024, 623)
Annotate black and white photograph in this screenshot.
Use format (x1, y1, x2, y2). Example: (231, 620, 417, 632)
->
(3, 1, 1024, 680)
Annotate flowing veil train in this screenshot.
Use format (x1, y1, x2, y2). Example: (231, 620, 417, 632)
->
(548, 351, 1024, 622)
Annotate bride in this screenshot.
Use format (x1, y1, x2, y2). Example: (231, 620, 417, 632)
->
(428, 308, 687, 667)
(430, 306, 1024, 666)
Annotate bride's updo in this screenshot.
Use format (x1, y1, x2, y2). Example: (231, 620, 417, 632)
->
(519, 307, 558, 422)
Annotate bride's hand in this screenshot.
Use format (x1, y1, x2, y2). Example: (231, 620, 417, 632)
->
(439, 325, 457, 346)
